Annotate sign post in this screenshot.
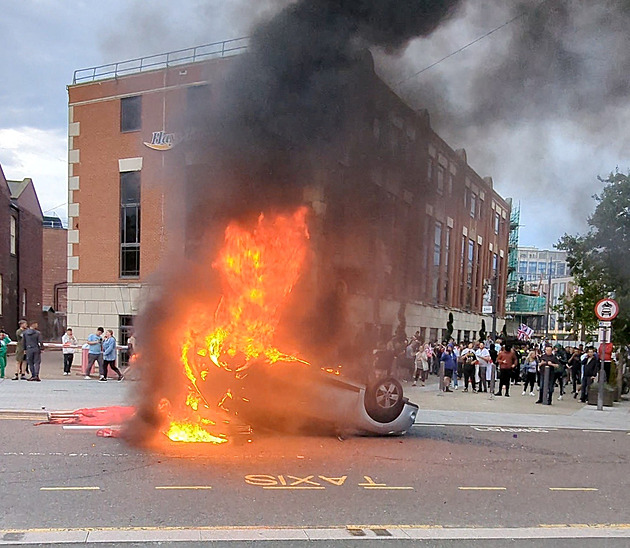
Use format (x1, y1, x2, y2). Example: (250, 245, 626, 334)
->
(594, 299, 619, 411)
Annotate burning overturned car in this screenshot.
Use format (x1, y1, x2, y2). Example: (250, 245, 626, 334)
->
(129, 208, 418, 445)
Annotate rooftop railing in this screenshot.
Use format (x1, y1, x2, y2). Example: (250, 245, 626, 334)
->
(72, 36, 249, 84)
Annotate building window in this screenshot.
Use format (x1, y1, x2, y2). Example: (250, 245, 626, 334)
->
(120, 96, 142, 132)
(444, 227, 451, 303)
(437, 166, 444, 194)
(21, 289, 27, 318)
(557, 263, 566, 276)
(120, 171, 141, 277)
(467, 239, 474, 309)
(494, 212, 500, 234)
(432, 222, 442, 302)
(470, 193, 477, 218)
(460, 235, 466, 306)
(448, 173, 454, 195)
(10, 216, 17, 255)
(427, 159, 433, 182)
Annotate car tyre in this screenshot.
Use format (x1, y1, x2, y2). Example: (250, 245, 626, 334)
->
(365, 377, 405, 423)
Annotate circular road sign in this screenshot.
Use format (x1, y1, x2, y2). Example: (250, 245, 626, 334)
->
(595, 298, 619, 321)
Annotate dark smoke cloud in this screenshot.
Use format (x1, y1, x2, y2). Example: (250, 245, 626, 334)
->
(127, 0, 464, 444)
(381, 0, 630, 245)
(212, 0, 462, 163)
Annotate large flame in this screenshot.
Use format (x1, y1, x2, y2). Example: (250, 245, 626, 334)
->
(164, 207, 311, 443)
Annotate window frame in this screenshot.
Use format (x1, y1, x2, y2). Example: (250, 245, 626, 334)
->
(120, 96, 142, 133)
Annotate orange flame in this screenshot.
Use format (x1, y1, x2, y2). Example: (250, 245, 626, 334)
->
(164, 207, 310, 442)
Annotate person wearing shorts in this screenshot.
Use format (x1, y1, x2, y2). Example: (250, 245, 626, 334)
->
(12, 320, 28, 380)
(85, 327, 104, 379)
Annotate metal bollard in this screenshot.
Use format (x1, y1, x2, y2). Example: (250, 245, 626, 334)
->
(597, 365, 607, 411)
(542, 366, 551, 405)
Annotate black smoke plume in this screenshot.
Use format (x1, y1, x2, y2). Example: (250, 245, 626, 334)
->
(125, 0, 463, 444)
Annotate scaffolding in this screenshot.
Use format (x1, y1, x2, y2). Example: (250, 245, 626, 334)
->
(507, 200, 520, 294)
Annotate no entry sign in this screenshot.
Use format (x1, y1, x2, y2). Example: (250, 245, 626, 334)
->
(594, 298, 619, 321)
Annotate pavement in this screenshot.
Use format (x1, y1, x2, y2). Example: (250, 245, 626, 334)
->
(1, 351, 628, 431)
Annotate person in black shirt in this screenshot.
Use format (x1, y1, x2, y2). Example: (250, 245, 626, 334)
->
(580, 347, 601, 403)
(536, 345, 559, 404)
(23, 321, 44, 382)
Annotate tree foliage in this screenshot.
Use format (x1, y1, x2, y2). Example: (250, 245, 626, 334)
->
(557, 170, 630, 343)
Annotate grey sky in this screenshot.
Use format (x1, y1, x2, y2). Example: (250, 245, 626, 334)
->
(0, 0, 627, 247)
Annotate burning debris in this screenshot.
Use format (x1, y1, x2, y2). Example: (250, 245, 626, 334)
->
(125, 1, 457, 445)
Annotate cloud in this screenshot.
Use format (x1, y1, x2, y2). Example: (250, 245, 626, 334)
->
(0, 127, 67, 222)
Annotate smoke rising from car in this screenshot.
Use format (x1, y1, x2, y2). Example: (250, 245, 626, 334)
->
(124, 0, 463, 445)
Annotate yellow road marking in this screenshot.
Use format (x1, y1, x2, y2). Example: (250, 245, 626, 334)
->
(458, 487, 506, 491)
(155, 486, 212, 490)
(549, 487, 598, 492)
(363, 486, 414, 490)
(263, 486, 326, 490)
(40, 486, 100, 491)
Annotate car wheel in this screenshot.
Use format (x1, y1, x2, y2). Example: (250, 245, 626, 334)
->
(365, 377, 405, 423)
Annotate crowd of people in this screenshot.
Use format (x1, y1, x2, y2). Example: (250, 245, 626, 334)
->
(0, 320, 135, 382)
(378, 332, 617, 406)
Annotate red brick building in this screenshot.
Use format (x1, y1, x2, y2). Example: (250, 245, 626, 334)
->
(0, 169, 43, 332)
(67, 40, 510, 345)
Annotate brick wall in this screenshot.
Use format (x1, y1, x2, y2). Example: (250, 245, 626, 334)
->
(18, 207, 43, 325)
(42, 227, 67, 311)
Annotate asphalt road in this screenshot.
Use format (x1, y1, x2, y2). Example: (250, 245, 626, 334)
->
(1, 419, 629, 546)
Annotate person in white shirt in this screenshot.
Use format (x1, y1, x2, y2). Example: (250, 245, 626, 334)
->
(475, 342, 492, 393)
(61, 328, 78, 376)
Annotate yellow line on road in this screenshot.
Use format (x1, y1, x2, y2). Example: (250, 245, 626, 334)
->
(155, 486, 212, 490)
(263, 486, 326, 490)
(363, 486, 414, 490)
(458, 487, 506, 491)
(549, 487, 598, 492)
(40, 487, 100, 492)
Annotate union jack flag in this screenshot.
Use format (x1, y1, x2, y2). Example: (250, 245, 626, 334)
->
(517, 323, 534, 340)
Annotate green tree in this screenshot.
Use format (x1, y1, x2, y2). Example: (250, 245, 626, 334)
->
(557, 170, 630, 343)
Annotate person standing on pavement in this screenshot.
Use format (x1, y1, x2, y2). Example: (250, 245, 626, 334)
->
(85, 327, 104, 379)
(101, 330, 123, 382)
(12, 319, 28, 380)
(495, 344, 517, 396)
(476, 341, 492, 393)
(440, 344, 457, 392)
(61, 328, 78, 376)
(553, 344, 568, 400)
(568, 347, 582, 398)
(580, 347, 601, 403)
(536, 345, 559, 404)
(0, 329, 12, 378)
(597, 341, 613, 383)
(23, 321, 44, 382)
(412, 344, 429, 386)
(522, 350, 538, 396)
(460, 342, 477, 392)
